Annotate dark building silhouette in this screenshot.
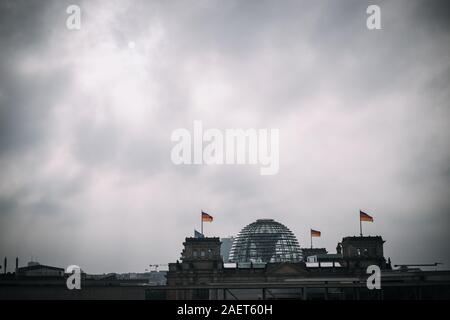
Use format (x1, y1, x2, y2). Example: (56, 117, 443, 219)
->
(16, 264, 65, 278)
(339, 236, 388, 269)
(1, 221, 449, 300)
(158, 229, 450, 300)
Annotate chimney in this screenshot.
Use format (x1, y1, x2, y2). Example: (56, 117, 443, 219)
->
(3, 257, 6, 274)
(15, 257, 18, 271)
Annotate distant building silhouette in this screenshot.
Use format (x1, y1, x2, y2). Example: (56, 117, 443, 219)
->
(16, 264, 65, 278)
(220, 237, 234, 262)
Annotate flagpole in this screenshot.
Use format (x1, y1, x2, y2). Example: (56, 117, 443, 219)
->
(360, 215, 363, 237)
(201, 211, 203, 235)
(310, 231, 313, 249)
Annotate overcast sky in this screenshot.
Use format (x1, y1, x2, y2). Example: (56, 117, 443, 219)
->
(0, 0, 449, 274)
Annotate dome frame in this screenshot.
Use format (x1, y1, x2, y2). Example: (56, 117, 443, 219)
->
(229, 219, 303, 263)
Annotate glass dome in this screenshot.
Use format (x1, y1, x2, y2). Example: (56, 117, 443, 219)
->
(229, 219, 302, 263)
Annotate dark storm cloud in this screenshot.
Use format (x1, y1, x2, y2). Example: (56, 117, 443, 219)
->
(0, 0, 449, 273)
(0, 0, 78, 158)
(413, 0, 450, 32)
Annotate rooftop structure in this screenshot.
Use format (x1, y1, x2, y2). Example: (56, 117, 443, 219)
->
(229, 219, 302, 263)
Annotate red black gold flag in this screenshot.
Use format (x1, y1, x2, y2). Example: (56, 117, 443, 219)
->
(201, 211, 213, 222)
(360, 210, 374, 222)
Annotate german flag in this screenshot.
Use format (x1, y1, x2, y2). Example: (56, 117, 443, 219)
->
(311, 229, 321, 237)
(201, 211, 213, 222)
(360, 210, 374, 222)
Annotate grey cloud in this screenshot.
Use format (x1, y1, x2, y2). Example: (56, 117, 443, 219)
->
(0, 0, 449, 273)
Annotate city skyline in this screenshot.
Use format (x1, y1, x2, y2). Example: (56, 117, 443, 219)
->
(0, 211, 446, 274)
